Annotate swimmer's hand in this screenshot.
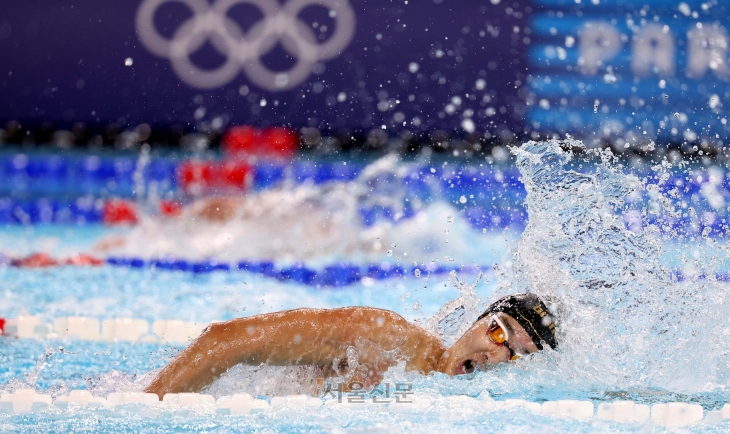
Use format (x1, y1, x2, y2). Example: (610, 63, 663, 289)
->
(144, 307, 445, 398)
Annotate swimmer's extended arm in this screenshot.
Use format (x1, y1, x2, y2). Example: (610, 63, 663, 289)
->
(144, 307, 445, 398)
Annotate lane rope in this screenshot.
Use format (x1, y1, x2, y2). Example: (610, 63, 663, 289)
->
(0, 388, 727, 426)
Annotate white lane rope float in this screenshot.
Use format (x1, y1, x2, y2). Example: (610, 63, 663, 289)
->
(1, 315, 729, 426)
(1, 314, 207, 344)
(135, 0, 356, 90)
(0, 387, 728, 426)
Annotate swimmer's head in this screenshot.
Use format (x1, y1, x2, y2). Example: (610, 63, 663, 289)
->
(475, 293, 557, 351)
(439, 293, 558, 376)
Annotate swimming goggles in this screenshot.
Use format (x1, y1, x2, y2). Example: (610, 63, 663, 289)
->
(486, 315, 527, 361)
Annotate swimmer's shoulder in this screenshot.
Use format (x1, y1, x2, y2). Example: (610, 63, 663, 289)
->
(274, 306, 411, 323)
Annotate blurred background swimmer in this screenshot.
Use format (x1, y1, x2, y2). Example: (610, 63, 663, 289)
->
(92, 155, 488, 263)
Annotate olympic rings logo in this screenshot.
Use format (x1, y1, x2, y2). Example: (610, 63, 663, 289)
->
(135, 0, 355, 91)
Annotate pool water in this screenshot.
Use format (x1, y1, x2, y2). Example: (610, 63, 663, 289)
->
(3, 141, 730, 432)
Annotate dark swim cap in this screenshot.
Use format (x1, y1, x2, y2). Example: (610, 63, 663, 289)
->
(477, 293, 558, 350)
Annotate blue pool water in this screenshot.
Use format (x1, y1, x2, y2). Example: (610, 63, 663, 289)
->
(3, 142, 730, 432)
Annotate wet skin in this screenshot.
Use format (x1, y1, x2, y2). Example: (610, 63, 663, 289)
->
(145, 307, 540, 398)
(440, 312, 539, 375)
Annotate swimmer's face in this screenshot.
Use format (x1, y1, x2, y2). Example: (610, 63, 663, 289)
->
(441, 313, 539, 376)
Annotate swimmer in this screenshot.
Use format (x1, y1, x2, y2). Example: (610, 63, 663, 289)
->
(93, 155, 427, 260)
(145, 293, 557, 398)
(93, 187, 371, 259)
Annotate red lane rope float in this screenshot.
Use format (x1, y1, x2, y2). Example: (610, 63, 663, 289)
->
(159, 200, 183, 218)
(0, 317, 5, 335)
(178, 160, 214, 193)
(64, 254, 105, 266)
(220, 160, 251, 190)
(102, 199, 138, 226)
(10, 253, 59, 267)
(9, 253, 104, 268)
(178, 160, 252, 194)
(223, 126, 297, 160)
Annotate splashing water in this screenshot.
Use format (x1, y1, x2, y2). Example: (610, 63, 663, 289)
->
(1, 346, 77, 398)
(478, 139, 730, 399)
(426, 271, 484, 347)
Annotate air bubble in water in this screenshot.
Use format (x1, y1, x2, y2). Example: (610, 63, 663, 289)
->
(124, 57, 133, 66)
(414, 269, 421, 277)
(603, 72, 617, 84)
(386, 250, 393, 256)
(709, 94, 721, 109)
(459, 195, 467, 204)
(678, 2, 691, 16)
(447, 215, 454, 223)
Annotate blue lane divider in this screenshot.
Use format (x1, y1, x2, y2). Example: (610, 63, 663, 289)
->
(102, 256, 730, 288)
(104, 257, 491, 287)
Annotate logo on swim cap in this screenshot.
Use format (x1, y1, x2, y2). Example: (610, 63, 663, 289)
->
(477, 293, 558, 350)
